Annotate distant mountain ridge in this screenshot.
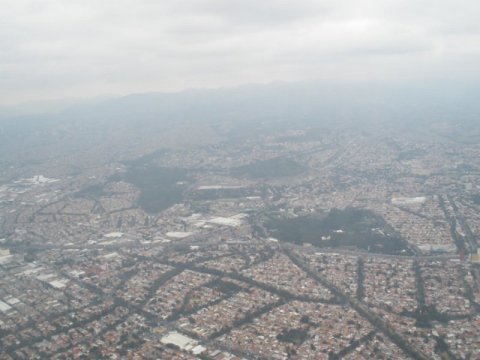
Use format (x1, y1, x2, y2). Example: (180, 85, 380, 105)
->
(0, 81, 479, 167)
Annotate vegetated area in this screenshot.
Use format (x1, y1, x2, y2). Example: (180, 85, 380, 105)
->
(74, 184, 106, 199)
(276, 328, 309, 345)
(264, 208, 412, 255)
(397, 148, 427, 161)
(276, 127, 329, 143)
(125, 149, 167, 167)
(472, 194, 480, 205)
(230, 157, 306, 179)
(123, 165, 189, 213)
(205, 279, 243, 296)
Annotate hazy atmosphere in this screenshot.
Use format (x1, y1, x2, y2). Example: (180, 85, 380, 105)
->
(2, 0, 480, 105)
(1, 2, 480, 360)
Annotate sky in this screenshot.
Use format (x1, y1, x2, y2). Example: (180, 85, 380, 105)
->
(1, 0, 480, 105)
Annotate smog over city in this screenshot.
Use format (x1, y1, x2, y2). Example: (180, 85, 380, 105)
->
(1, 1, 480, 359)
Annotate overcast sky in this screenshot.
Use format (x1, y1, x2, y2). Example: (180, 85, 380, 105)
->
(1, 0, 479, 105)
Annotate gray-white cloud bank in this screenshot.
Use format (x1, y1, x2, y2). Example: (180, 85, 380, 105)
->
(1, 0, 479, 105)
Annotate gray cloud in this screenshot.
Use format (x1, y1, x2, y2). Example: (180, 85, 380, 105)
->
(0, 0, 479, 105)
(171, 0, 326, 26)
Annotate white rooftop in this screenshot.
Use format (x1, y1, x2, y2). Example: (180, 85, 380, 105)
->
(104, 232, 123, 238)
(5, 297, 20, 305)
(0, 300, 12, 313)
(166, 231, 193, 239)
(208, 216, 243, 227)
(101, 252, 120, 259)
(391, 196, 426, 205)
(160, 331, 198, 350)
(197, 185, 244, 190)
(192, 345, 207, 355)
(49, 280, 68, 289)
